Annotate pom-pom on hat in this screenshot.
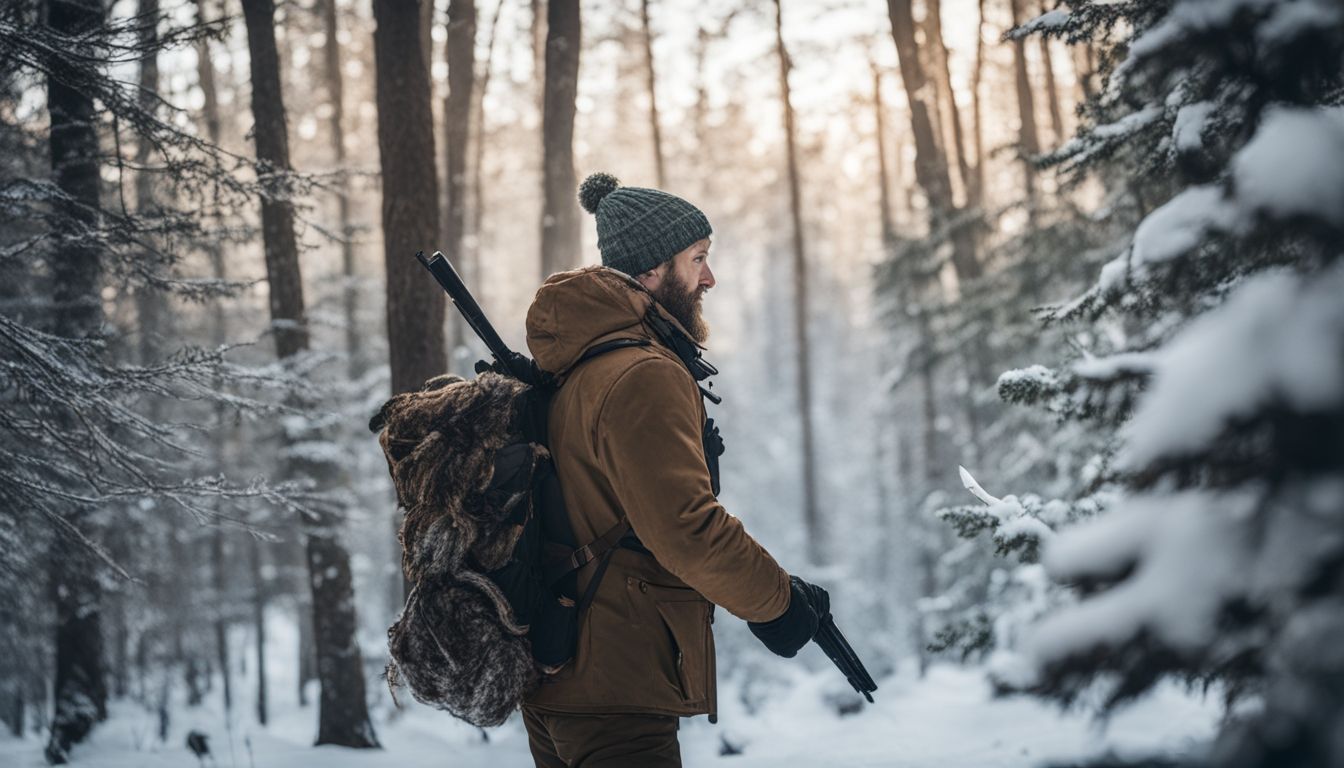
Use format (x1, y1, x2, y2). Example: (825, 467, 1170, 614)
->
(577, 172, 712, 278)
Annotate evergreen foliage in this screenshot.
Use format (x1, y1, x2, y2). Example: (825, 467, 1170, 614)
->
(940, 1, 1344, 765)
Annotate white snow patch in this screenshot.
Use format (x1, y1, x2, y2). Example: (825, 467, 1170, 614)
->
(1131, 186, 1239, 280)
(1096, 106, 1165, 140)
(1173, 101, 1214, 152)
(1030, 490, 1254, 661)
(1121, 264, 1344, 466)
(0, 625, 1222, 768)
(1014, 9, 1070, 36)
(1232, 105, 1344, 226)
(996, 512, 1055, 546)
(1093, 185, 1240, 295)
(1024, 474, 1344, 682)
(997, 365, 1057, 390)
(1257, 0, 1343, 47)
(1128, 0, 1277, 61)
(1055, 106, 1163, 161)
(1079, 102, 1344, 302)
(1072, 352, 1157, 380)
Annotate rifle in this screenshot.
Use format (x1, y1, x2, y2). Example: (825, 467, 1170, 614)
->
(814, 615, 878, 703)
(415, 250, 533, 380)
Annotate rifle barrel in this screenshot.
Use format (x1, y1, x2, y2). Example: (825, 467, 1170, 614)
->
(815, 617, 877, 703)
(823, 620, 877, 692)
(833, 625, 877, 693)
(416, 251, 521, 375)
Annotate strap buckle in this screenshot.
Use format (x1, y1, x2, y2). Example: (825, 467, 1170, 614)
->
(569, 544, 596, 570)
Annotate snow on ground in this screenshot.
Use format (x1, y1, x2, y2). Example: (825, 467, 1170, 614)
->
(0, 611, 1219, 767)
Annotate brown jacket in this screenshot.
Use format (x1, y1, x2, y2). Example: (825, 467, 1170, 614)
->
(522, 267, 791, 718)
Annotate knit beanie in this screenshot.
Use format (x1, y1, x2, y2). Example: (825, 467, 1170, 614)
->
(577, 172, 712, 277)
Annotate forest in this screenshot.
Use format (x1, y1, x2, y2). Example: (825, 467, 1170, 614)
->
(1, 0, 1342, 765)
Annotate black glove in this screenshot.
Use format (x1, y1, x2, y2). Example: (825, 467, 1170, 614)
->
(748, 576, 830, 658)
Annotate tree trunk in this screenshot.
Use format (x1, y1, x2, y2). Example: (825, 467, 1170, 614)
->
(1009, 0, 1040, 204)
(639, 0, 665, 188)
(1074, 42, 1097, 102)
(532, 0, 546, 112)
(44, 0, 109, 761)
(442, 0, 476, 368)
(885, 0, 979, 281)
(872, 63, 895, 246)
(319, 0, 362, 381)
(374, 0, 445, 610)
(170, 524, 197, 706)
(540, 0, 580, 278)
(971, 0, 987, 207)
(917, 305, 941, 484)
(693, 24, 710, 162)
(297, 595, 315, 706)
(109, 593, 129, 699)
(470, 0, 505, 257)
(239, 0, 307, 360)
(240, 0, 378, 747)
(373, 0, 445, 398)
(249, 532, 267, 726)
(194, 0, 222, 146)
(194, 0, 232, 715)
(134, 0, 167, 372)
(1037, 0, 1065, 145)
(771, 0, 822, 566)
(915, 545, 935, 677)
(4, 689, 22, 738)
(211, 527, 232, 713)
(46, 551, 106, 764)
(924, 0, 973, 207)
(958, 353, 984, 468)
(420, 0, 434, 75)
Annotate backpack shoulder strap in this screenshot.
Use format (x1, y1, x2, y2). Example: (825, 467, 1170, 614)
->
(567, 515, 631, 572)
(561, 338, 651, 378)
(571, 516, 631, 618)
(545, 515, 630, 582)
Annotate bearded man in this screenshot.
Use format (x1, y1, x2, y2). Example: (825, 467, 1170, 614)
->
(520, 173, 830, 767)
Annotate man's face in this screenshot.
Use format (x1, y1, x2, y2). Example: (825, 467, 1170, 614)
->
(637, 238, 715, 344)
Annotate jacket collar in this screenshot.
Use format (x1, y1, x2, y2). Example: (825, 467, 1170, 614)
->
(525, 266, 706, 375)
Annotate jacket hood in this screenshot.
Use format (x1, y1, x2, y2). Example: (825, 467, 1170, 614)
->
(525, 266, 696, 374)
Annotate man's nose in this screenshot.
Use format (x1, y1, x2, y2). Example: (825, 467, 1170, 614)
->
(701, 264, 716, 290)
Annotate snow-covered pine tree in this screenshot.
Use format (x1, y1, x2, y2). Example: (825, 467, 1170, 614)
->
(915, 209, 1122, 663)
(873, 19, 1125, 663)
(976, 1, 1344, 765)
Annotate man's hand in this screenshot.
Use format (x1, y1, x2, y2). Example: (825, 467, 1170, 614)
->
(748, 576, 830, 658)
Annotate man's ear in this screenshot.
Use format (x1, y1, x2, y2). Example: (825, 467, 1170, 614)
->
(636, 261, 667, 290)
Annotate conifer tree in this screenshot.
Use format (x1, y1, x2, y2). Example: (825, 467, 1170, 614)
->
(939, 2, 1344, 765)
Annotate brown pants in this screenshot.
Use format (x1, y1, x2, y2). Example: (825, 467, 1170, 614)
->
(522, 706, 682, 767)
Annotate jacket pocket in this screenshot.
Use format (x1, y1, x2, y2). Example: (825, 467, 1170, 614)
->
(648, 584, 711, 706)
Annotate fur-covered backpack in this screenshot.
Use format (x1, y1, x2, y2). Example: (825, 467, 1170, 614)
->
(367, 342, 641, 727)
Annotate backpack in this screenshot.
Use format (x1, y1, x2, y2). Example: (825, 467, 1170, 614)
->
(368, 339, 655, 727)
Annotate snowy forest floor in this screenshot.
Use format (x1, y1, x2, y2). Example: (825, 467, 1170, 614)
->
(1, 615, 1221, 767)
